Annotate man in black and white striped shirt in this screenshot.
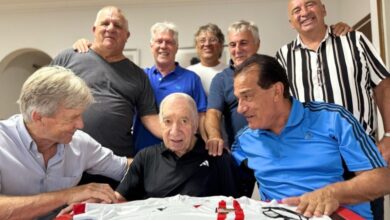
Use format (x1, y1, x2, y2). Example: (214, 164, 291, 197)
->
(276, 1, 390, 219)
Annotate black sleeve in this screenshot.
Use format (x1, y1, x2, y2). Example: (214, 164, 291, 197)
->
(237, 158, 256, 197)
(115, 151, 146, 201)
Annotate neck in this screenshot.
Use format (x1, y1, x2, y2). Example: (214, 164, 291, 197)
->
(201, 59, 220, 67)
(270, 99, 292, 135)
(25, 122, 58, 167)
(91, 46, 126, 62)
(157, 62, 176, 76)
(299, 25, 327, 51)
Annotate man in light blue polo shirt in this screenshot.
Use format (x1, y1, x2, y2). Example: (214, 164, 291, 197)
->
(132, 21, 207, 152)
(0, 66, 129, 219)
(231, 54, 390, 219)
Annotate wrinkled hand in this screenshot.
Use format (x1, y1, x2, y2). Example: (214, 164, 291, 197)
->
(72, 38, 91, 53)
(66, 183, 117, 205)
(378, 137, 390, 164)
(331, 22, 352, 36)
(282, 187, 339, 218)
(206, 137, 224, 156)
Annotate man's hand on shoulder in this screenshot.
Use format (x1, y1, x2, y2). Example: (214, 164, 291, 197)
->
(282, 186, 339, 218)
(72, 38, 92, 53)
(331, 22, 353, 36)
(206, 137, 224, 157)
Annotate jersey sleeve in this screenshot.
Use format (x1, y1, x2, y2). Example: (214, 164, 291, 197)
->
(207, 72, 226, 111)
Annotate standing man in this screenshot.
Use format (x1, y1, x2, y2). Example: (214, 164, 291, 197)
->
(132, 22, 207, 152)
(276, 1, 390, 218)
(205, 20, 260, 155)
(52, 6, 161, 187)
(187, 23, 228, 95)
(232, 54, 390, 220)
(0, 66, 128, 219)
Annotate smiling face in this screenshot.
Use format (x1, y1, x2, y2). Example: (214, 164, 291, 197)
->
(228, 30, 259, 67)
(160, 97, 198, 157)
(234, 65, 277, 130)
(92, 7, 130, 55)
(151, 30, 178, 67)
(37, 105, 85, 145)
(195, 31, 223, 65)
(288, 0, 327, 34)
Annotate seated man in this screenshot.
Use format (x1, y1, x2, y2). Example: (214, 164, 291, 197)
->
(232, 54, 390, 219)
(115, 93, 240, 201)
(0, 66, 129, 219)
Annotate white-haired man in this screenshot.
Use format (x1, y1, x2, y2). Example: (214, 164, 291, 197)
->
(0, 66, 129, 219)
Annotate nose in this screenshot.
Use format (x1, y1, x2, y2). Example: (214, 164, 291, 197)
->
(237, 100, 247, 115)
(105, 23, 115, 31)
(170, 122, 181, 135)
(75, 116, 84, 130)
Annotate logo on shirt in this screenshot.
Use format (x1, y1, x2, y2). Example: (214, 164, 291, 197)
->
(199, 160, 209, 167)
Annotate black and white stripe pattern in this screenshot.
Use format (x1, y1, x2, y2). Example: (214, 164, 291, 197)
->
(277, 28, 390, 138)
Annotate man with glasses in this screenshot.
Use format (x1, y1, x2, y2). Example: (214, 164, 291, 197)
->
(187, 23, 228, 95)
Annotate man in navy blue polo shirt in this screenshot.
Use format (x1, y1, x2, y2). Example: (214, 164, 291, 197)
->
(232, 54, 390, 219)
(132, 21, 207, 152)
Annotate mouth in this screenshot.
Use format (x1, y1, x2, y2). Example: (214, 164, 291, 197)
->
(300, 16, 315, 26)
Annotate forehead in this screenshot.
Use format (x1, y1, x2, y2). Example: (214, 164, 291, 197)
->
(197, 30, 216, 38)
(288, 0, 321, 10)
(97, 8, 126, 22)
(154, 30, 174, 39)
(228, 30, 254, 42)
(162, 99, 192, 118)
(234, 66, 260, 86)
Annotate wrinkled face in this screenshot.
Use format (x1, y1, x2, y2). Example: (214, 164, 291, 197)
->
(161, 98, 197, 157)
(93, 8, 130, 54)
(234, 65, 276, 130)
(151, 30, 178, 66)
(288, 0, 326, 34)
(195, 31, 223, 64)
(39, 106, 84, 144)
(228, 30, 259, 66)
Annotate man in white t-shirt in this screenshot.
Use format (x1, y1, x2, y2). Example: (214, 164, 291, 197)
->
(187, 23, 228, 95)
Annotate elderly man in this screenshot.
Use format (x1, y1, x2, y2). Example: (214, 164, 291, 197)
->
(115, 93, 239, 201)
(232, 54, 390, 219)
(52, 6, 160, 187)
(0, 66, 129, 220)
(132, 21, 207, 152)
(276, 1, 390, 218)
(187, 23, 228, 94)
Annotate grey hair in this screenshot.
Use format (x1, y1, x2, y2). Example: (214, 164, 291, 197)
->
(150, 21, 179, 46)
(159, 93, 198, 124)
(17, 66, 94, 123)
(228, 20, 260, 44)
(94, 6, 129, 31)
(194, 23, 225, 58)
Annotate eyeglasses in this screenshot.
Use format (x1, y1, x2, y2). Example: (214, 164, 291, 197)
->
(262, 206, 309, 220)
(197, 37, 219, 45)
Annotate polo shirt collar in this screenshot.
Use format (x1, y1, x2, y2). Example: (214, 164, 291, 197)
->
(16, 115, 35, 151)
(293, 26, 332, 50)
(256, 97, 304, 135)
(152, 62, 180, 77)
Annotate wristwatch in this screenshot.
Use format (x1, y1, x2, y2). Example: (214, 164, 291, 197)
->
(385, 132, 390, 138)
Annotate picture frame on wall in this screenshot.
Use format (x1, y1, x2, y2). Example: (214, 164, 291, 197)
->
(123, 48, 140, 66)
(176, 46, 229, 67)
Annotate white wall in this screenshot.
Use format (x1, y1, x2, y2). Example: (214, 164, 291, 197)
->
(0, 0, 355, 69)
